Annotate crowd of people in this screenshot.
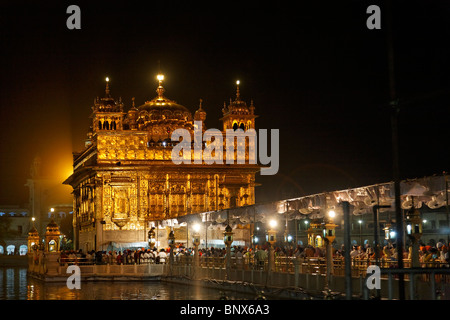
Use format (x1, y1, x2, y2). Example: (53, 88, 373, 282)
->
(57, 244, 295, 266)
(340, 241, 450, 267)
(59, 247, 169, 265)
(57, 241, 450, 268)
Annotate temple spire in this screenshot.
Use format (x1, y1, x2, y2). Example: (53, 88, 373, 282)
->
(156, 74, 165, 98)
(235, 80, 241, 101)
(105, 77, 110, 97)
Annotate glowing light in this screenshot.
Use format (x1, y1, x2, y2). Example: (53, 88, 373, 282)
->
(390, 231, 396, 238)
(358, 220, 363, 224)
(32, 217, 35, 222)
(423, 219, 427, 223)
(269, 219, 277, 229)
(328, 210, 336, 218)
(193, 223, 201, 233)
(406, 224, 412, 234)
(304, 220, 309, 225)
(50, 208, 55, 212)
(106, 77, 109, 82)
(157, 74, 164, 81)
(236, 80, 240, 85)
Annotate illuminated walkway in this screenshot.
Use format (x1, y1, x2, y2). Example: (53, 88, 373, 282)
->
(27, 252, 450, 300)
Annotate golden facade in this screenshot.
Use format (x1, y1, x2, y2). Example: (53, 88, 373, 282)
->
(64, 76, 260, 251)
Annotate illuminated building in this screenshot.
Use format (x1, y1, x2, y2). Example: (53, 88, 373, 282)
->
(64, 75, 260, 251)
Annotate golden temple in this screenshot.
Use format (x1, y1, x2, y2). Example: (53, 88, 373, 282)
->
(64, 75, 260, 251)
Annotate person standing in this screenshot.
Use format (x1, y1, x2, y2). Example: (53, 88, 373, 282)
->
(158, 249, 167, 264)
(123, 250, 128, 265)
(116, 251, 123, 265)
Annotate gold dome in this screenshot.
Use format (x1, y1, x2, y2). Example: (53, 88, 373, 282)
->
(136, 75, 194, 137)
(45, 219, 61, 235)
(28, 226, 39, 237)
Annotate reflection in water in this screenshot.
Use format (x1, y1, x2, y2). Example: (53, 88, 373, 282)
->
(0, 268, 258, 300)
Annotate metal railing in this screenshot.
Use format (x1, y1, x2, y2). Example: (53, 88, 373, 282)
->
(46, 253, 450, 299)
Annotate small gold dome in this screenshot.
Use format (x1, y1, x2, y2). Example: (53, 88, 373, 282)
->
(28, 226, 39, 237)
(136, 75, 194, 138)
(45, 219, 61, 235)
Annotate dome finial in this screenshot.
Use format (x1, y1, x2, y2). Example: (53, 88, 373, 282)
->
(156, 74, 165, 98)
(194, 98, 207, 122)
(105, 77, 111, 97)
(235, 80, 241, 100)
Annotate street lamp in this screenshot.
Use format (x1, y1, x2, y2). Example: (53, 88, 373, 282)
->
(266, 219, 277, 272)
(148, 227, 156, 249)
(406, 209, 422, 241)
(192, 223, 201, 269)
(223, 224, 234, 246)
(384, 222, 393, 241)
(223, 225, 234, 278)
(267, 219, 277, 245)
(405, 200, 422, 268)
(358, 220, 363, 246)
(168, 229, 176, 275)
(324, 210, 338, 283)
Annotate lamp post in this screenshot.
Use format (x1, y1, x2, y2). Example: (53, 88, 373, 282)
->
(27, 217, 39, 254)
(168, 229, 175, 275)
(324, 210, 338, 286)
(267, 219, 277, 272)
(148, 227, 156, 250)
(374, 204, 391, 266)
(358, 220, 363, 246)
(192, 223, 201, 268)
(384, 223, 393, 243)
(304, 220, 309, 245)
(405, 198, 422, 300)
(223, 224, 234, 279)
(405, 201, 422, 268)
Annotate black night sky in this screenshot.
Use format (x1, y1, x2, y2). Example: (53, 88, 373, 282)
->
(0, 0, 449, 205)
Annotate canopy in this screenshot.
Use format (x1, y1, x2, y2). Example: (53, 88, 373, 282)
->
(157, 175, 449, 227)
